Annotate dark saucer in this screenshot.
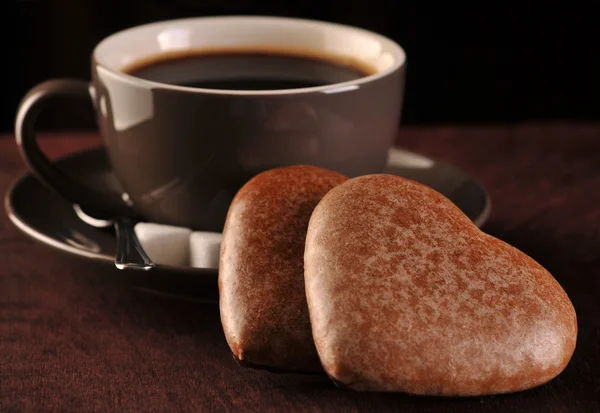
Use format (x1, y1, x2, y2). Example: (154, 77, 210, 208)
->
(5, 146, 490, 301)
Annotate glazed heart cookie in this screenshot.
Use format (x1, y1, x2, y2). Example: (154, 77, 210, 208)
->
(219, 165, 347, 373)
(304, 174, 577, 396)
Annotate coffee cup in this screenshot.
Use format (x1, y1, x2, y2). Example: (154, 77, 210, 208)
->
(16, 16, 406, 231)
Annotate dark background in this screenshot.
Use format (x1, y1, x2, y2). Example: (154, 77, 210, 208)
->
(3, 0, 600, 133)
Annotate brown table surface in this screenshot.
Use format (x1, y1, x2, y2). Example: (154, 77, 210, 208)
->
(1, 123, 599, 412)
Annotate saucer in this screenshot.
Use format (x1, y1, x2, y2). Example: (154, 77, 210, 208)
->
(5, 146, 490, 301)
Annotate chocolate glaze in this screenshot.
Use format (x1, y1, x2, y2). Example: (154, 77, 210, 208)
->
(219, 165, 347, 373)
(305, 174, 577, 395)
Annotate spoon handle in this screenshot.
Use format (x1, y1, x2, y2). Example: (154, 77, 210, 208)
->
(114, 217, 155, 270)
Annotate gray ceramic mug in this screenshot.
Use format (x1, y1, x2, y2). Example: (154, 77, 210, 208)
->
(15, 16, 406, 231)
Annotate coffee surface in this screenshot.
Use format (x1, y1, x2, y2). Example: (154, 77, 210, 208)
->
(123, 48, 375, 90)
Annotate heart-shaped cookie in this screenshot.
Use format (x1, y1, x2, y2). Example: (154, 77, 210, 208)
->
(304, 174, 577, 395)
(220, 165, 347, 372)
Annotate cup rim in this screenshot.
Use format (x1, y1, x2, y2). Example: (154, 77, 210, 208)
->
(93, 15, 406, 96)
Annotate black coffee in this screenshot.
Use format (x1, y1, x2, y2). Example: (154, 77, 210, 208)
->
(123, 48, 375, 90)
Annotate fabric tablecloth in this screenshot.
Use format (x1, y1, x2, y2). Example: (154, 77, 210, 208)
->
(1, 123, 599, 412)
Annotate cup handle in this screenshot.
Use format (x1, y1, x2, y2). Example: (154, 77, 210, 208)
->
(15, 79, 131, 216)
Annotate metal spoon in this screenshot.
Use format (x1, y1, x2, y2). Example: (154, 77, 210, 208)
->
(73, 204, 155, 270)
